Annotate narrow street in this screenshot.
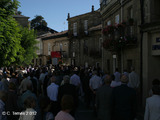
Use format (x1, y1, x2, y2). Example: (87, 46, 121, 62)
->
(75, 97, 97, 120)
(75, 97, 144, 120)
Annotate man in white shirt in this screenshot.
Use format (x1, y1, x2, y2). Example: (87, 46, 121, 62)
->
(89, 71, 102, 93)
(47, 76, 59, 115)
(70, 68, 81, 95)
(89, 70, 102, 113)
(114, 68, 121, 82)
(128, 67, 140, 89)
(70, 68, 81, 87)
(47, 76, 59, 102)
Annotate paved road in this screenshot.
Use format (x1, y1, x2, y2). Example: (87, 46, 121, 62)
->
(74, 97, 144, 120)
(75, 97, 97, 120)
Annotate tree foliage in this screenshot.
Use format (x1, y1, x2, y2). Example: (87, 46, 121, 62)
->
(19, 27, 38, 65)
(0, 0, 22, 67)
(0, 0, 38, 67)
(0, 0, 20, 17)
(31, 15, 47, 29)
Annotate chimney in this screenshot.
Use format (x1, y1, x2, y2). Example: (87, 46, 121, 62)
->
(67, 13, 70, 19)
(92, 5, 94, 12)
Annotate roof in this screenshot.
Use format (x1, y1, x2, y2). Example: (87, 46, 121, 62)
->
(13, 14, 30, 19)
(42, 30, 68, 40)
(89, 24, 102, 31)
(68, 10, 100, 20)
(35, 25, 58, 36)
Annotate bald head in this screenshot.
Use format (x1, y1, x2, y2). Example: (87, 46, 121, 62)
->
(121, 74, 129, 83)
(104, 75, 111, 85)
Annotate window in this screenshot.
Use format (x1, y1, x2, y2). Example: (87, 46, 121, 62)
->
(48, 43, 51, 55)
(84, 20, 88, 34)
(127, 59, 133, 72)
(64, 43, 67, 46)
(128, 7, 133, 19)
(73, 22, 77, 36)
(99, 38, 102, 52)
(115, 14, 120, 24)
(60, 43, 63, 51)
(107, 20, 111, 25)
(107, 59, 110, 72)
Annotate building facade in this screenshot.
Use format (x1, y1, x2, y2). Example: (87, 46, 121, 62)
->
(100, 0, 141, 74)
(67, 6, 102, 68)
(141, 0, 160, 104)
(40, 31, 69, 65)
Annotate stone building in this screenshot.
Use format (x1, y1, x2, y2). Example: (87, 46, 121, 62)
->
(33, 26, 58, 66)
(100, 0, 141, 74)
(13, 14, 30, 28)
(141, 0, 160, 104)
(67, 6, 102, 68)
(39, 31, 69, 65)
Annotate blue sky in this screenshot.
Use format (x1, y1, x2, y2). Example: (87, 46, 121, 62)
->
(18, 0, 100, 32)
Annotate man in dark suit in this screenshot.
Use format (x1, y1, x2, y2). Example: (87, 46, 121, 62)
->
(96, 75, 113, 120)
(58, 75, 78, 116)
(112, 74, 137, 120)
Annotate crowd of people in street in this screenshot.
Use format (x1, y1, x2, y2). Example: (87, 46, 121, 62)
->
(0, 64, 160, 120)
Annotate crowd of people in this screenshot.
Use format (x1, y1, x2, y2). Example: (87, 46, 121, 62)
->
(0, 64, 159, 120)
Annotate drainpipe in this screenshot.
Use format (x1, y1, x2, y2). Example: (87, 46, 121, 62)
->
(140, 0, 144, 106)
(120, 0, 124, 73)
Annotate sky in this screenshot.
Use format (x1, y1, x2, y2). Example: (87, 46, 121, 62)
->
(18, 0, 100, 32)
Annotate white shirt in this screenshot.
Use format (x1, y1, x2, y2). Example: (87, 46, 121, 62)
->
(39, 73, 46, 84)
(70, 74, 81, 86)
(114, 72, 121, 82)
(110, 81, 121, 87)
(47, 83, 59, 101)
(128, 71, 140, 88)
(144, 95, 160, 120)
(55, 111, 75, 120)
(19, 108, 36, 120)
(89, 75, 102, 90)
(19, 78, 32, 94)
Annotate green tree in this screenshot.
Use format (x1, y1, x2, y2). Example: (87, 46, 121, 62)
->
(0, 0, 38, 67)
(19, 27, 38, 65)
(31, 15, 47, 29)
(0, 0, 22, 67)
(0, 0, 19, 16)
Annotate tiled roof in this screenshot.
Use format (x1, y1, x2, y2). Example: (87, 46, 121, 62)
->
(13, 14, 30, 18)
(42, 30, 68, 40)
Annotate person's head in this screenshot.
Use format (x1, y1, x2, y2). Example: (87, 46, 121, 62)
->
(152, 85, 160, 95)
(152, 79, 160, 86)
(50, 76, 57, 83)
(131, 66, 135, 71)
(24, 96, 36, 109)
(92, 70, 97, 75)
(9, 82, 16, 91)
(23, 73, 28, 78)
(104, 75, 112, 85)
(61, 95, 74, 111)
(26, 81, 33, 91)
(63, 75, 70, 84)
(121, 74, 129, 83)
(0, 91, 7, 103)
